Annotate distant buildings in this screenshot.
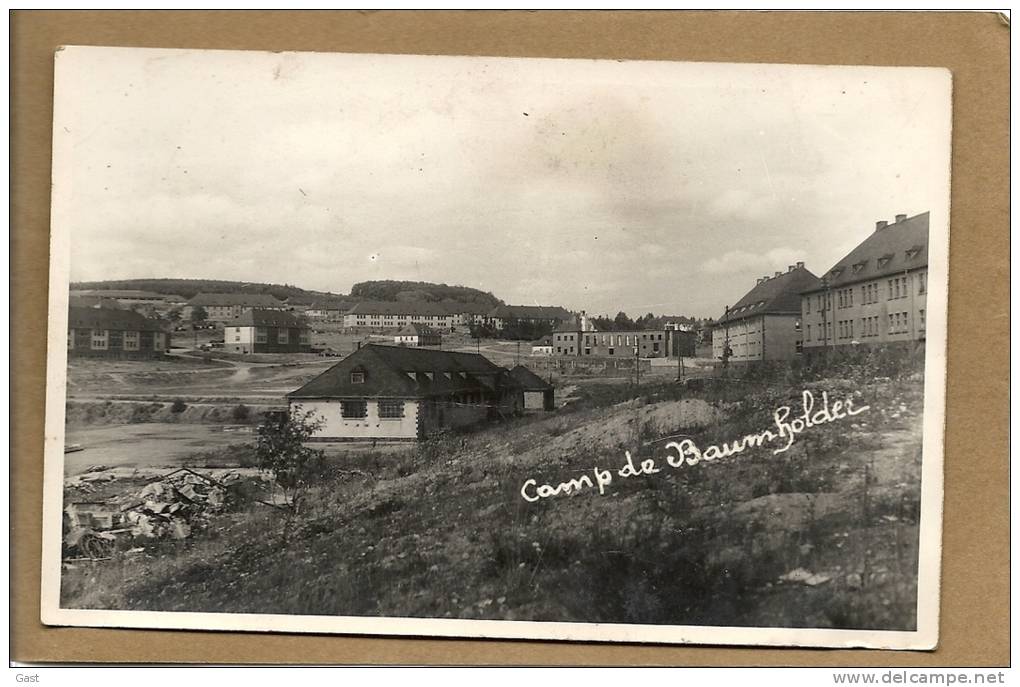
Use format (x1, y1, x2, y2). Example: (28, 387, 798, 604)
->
(551, 311, 685, 358)
(712, 262, 821, 363)
(183, 293, 287, 323)
(394, 323, 442, 347)
(223, 309, 311, 354)
(508, 365, 555, 411)
(530, 335, 554, 356)
(287, 345, 524, 441)
(801, 212, 929, 353)
(483, 305, 572, 331)
(343, 301, 455, 330)
(67, 306, 168, 359)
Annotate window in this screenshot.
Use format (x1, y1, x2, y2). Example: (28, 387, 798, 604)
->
(918, 272, 927, 295)
(378, 400, 405, 419)
(341, 400, 367, 418)
(277, 329, 289, 344)
(795, 320, 802, 332)
(123, 330, 140, 351)
(255, 327, 268, 344)
(919, 309, 926, 332)
(351, 371, 365, 384)
(806, 324, 811, 341)
(608, 348, 614, 356)
(91, 329, 108, 350)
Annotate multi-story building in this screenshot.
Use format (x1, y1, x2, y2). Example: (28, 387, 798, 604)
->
(223, 309, 311, 354)
(552, 312, 675, 358)
(343, 301, 459, 330)
(183, 293, 287, 323)
(67, 306, 168, 359)
(801, 212, 929, 353)
(712, 262, 821, 363)
(484, 305, 573, 331)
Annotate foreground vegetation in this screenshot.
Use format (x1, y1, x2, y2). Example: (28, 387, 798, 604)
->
(62, 348, 925, 630)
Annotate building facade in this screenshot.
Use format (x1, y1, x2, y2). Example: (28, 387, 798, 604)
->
(801, 212, 929, 353)
(483, 305, 572, 331)
(224, 309, 311, 354)
(343, 301, 457, 331)
(67, 306, 168, 359)
(183, 293, 287, 323)
(712, 262, 821, 363)
(394, 323, 442, 347)
(287, 345, 523, 441)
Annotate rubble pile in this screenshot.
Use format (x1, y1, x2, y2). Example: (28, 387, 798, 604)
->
(63, 467, 254, 558)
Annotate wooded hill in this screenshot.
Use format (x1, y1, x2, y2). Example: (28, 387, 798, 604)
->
(349, 280, 502, 307)
(70, 278, 504, 309)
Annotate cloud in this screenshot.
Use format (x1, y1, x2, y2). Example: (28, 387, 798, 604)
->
(701, 247, 804, 276)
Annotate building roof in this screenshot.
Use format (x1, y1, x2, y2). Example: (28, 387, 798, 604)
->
(802, 212, 930, 294)
(508, 365, 553, 392)
(532, 336, 553, 346)
(309, 298, 353, 311)
(188, 292, 285, 307)
(69, 295, 124, 309)
(288, 344, 509, 399)
(396, 323, 440, 337)
(227, 309, 308, 328)
(718, 265, 822, 324)
(488, 305, 572, 321)
(345, 300, 451, 317)
(70, 289, 168, 300)
(68, 306, 167, 332)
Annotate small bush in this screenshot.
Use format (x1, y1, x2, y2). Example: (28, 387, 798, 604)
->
(232, 404, 251, 422)
(171, 398, 188, 413)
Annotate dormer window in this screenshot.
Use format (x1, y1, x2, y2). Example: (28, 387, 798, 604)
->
(351, 371, 366, 384)
(830, 267, 844, 278)
(852, 261, 867, 274)
(877, 253, 893, 268)
(906, 245, 923, 260)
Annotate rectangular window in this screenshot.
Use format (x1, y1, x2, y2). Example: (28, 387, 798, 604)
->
(91, 329, 108, 350)
(278, 328, 288, 344)
(918, 273, 927, 294)
(919, 309, 926, 332)
(123, 330, 140, 351)
(806, 324, 811, 340)
(351, 371, 365, 384)
(608, 348, 614, 356)
(378, 400, 405, 419)
(255, 327, 268, 344)
(299, 330, 310, 344)
(341, 400, 367, 418)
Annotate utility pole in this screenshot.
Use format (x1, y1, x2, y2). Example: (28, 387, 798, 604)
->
(634, 343, 640, 387)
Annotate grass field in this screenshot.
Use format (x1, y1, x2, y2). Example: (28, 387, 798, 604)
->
(61, 359, 925, 631)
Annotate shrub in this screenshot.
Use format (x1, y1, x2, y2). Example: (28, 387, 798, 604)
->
(170, 398, 188, 413)
(232, 403, 251, 422)
(254, 407, 326, 515)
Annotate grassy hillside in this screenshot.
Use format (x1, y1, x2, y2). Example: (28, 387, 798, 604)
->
(62, 361, 924, 630)
(70, 278, 347, 302)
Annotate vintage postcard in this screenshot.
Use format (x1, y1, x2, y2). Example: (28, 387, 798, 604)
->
(41, 46, 951, 649)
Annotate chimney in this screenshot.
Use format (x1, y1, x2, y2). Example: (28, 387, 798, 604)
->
(895, 213, 907, 223)
(756, 277, 764, 285)
(876, 220, 889, 231)
(774, 271, 782, 278)
(796, 261, 805, 269)
(788, 265, 796, 272)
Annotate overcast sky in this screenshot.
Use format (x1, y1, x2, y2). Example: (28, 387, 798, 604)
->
(53, 48, 951, 317)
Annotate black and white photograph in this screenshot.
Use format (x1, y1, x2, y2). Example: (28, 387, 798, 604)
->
(42, 46, 951, 648)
